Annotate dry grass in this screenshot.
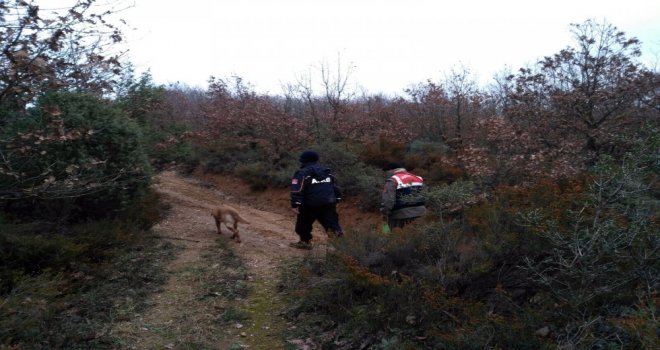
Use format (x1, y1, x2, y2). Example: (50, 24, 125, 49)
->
(111, 238, 251, 349)
(0, 233, 177, 349)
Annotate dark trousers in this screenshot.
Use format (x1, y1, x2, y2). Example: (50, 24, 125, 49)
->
(295, 204, 342, 242)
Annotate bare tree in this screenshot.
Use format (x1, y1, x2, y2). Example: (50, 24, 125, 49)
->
(293, 68, 321, 142)
(0, 0, 129, 113)
(508, 19, 658, 160)
(404, 80, 451, 143)
(486, 66, 514, 116)
(444, 65, 478, 146)
(320, 52, 356, 122)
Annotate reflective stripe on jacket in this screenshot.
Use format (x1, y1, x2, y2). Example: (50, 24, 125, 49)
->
(390, 171, 425, 210)
(290, 163, 342, 208)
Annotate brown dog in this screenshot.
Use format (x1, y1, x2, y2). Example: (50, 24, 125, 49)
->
(211, 205, 250, 243)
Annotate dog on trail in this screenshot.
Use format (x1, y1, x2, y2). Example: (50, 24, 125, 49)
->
(211, 204, 250, 243)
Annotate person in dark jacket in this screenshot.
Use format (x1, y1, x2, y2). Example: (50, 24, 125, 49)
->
(380, 162, 426, 230)
(289, 150, 343, 249)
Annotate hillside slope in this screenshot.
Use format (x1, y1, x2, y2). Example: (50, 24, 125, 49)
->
(112, 170, 335, 349)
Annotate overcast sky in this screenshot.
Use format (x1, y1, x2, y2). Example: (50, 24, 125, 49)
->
(118, 0, 660, 96)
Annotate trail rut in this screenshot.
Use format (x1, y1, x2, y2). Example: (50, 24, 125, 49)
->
(112, 170, 331, 349)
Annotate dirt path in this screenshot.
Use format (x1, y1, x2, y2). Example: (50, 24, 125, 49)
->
(112, 170, 332, 349)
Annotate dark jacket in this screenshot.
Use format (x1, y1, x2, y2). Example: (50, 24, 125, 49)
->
(291, 162, 342, 208)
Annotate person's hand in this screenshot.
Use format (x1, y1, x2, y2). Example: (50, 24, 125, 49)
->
(291, 207, 299, 215)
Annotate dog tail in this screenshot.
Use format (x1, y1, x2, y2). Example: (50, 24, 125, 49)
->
(236, 214, 250, 224)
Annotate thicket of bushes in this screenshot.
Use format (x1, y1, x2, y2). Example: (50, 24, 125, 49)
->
(0, 71, 184, 350)
(2, 4, 657, 348)
(1, 92, 153, 224)
(185, 21, 658, 348)
(0, 2, 204, 348)
(279, 135, 659, 349)
(0, 187, 175, 348)
(115, 71, 200, 172)
(0, 87, 194, 348)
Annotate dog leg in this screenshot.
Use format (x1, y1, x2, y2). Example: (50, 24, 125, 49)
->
(234, 222, 241, 243)
(228, 222, 241, 243)
(214, 217, 222, 235)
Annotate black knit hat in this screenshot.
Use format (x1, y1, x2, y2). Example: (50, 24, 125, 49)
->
(383, 162, 403, 171)
(299, 150, 319, 163)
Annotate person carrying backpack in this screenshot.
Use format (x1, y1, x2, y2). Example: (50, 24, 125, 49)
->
(380, 162, 426, 231)
(289, 150, 343, 249)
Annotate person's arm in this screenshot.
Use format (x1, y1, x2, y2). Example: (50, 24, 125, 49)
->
(380, 179, 397, 216)
(290, 170, 305, 209)
(331, 174, 342, 201)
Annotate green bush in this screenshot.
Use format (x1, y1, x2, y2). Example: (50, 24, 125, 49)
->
(280, 138, 659, 349)
(233, 161, 271, 191)
(115, 72, 201, 171)
(281, 225, 549, 349)
(424, 180, 476, 220)
(202, 145, 264, 174)
(207, 141, 383, 201)
(0, 234, 176, 349)
(230, 158, 297, 191)
(0, 188, 167, 293)
(0, 92, 152, 223)
(518, 150, 659, 349)
(145, 123, 198, 169)
(313, 141, 383, 209)
(0, 186, 173, 348)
